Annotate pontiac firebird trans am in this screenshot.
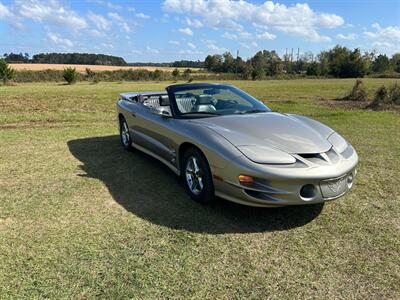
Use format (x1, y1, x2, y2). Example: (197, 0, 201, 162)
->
(116, 83, 358, 207)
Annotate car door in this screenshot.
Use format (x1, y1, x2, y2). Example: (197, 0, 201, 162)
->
(131, 95, 178, 166)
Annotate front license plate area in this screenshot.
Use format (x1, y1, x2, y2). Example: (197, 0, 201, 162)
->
(320, 175, 347, 199)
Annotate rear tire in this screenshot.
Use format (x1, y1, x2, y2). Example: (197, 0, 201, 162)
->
(119, 117, 133, 151)
(182, 148, 214, 204)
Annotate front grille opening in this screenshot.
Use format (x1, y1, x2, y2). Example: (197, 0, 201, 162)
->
(298, 153, 322, 159)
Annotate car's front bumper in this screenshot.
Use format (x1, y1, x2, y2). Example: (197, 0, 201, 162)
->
(212, 146, 358, 207)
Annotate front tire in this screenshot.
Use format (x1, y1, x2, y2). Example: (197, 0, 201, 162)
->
(182, 148, 214, 204)
(119, 117, 133, 151)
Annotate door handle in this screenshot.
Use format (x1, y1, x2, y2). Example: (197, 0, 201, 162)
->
(131, 112, 136, 117)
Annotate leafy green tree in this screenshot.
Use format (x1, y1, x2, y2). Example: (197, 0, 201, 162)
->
(306, 62, 319, 76)
(391, 53, 400, 73)
(326, 46, 367, 77)
(0, 59, 16, 84)
(204, 54, 223, 72)
(63, 67, 78, 84)
(372, 54, 391, 73)
(222, 52, 235, 73)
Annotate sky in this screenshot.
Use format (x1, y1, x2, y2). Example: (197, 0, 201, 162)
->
(0, 0, 399, 62)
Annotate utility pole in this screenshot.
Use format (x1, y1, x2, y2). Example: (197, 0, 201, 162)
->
(290, 48, 294, 63)
(297, 48, 300, 61)
(235, 49, 239, 77)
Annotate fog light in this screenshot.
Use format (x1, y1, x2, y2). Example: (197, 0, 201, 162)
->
(300, 184, 317, 200)
(239, 175, 254, 186)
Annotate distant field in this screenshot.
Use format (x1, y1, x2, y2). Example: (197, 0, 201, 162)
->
(10, 63, 201, 72)
(0, 79, 399, 298)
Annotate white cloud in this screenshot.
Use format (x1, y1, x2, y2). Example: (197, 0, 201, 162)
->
(169, 40, 180, 45)
(187, 42, 196, 49)
(179, 49, 203, 55)
(222, 30, 255, 40)
(185, 17, 203, 28)
(108, 12, 134, 33)
(16, 0, 87, 30)
(101, 42, 114, 49)
(336, 33, 357, 40)
(47, 32, 74, 48)
(128, 7, 135, 12)
(136, 12, 150, 19)
(89, 29, 105, 37)
(0, 2, 12, 18)
(120, 22, 131, 33)
(163, 0, 343, 42)
(178, 27, 193, 36)
(256, 32, 276, 40)
(107, 2, 121, 10)
(317, 13, 344, 28)
(108, 12, 123, 22)
(146, 46, 160, 54)
(222, 32, 238, 40)
(88, 12, 111, 30)
(206, 41, 227, 53)
(364, 23, 400, 54)
(0, 1, 23, 29)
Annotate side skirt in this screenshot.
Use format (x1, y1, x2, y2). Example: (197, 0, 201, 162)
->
(131, 141, 181, 176)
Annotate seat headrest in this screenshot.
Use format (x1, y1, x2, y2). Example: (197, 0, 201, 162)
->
(197, 95, 214, 105)
(159, 95, 170, 106)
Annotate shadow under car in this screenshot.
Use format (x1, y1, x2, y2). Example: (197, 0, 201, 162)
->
(67, 135, 324, 234)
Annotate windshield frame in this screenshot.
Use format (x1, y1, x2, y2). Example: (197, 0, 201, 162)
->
(166, 83, 271, 119)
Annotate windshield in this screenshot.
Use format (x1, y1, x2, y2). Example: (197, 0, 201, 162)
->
(171, 85, 271, 117)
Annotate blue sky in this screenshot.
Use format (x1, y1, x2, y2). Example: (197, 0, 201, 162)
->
(0, 0, 399, 62)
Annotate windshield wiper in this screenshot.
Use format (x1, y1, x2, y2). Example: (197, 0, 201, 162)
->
(235, 109, 269, 114)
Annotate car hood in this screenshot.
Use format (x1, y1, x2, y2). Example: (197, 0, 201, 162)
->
(191, 112, 333, 154)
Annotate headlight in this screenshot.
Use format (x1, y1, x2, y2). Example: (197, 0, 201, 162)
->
(328, 132, 348, 153)
(237, 145, 296, 164)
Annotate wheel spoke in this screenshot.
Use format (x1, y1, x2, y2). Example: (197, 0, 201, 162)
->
(191, 179, 198, 191)
(197, 177, 203, 190)
(192, 157, 200, 173)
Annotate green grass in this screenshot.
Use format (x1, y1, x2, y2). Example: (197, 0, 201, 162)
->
(0, 79, 399, 299)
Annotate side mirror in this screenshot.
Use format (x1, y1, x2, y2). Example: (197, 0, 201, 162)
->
(152, 106, 172, 117)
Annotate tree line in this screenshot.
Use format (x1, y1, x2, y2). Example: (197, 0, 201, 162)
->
(3, 45, 400, 79)
(3, 52, 204, 68)
(205, 46, 400, 78)
(3, 52, 127, 66)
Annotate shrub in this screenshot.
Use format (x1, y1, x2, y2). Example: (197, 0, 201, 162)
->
(172, 68, 180, 79)
(0, 59, 16, 84)
(63, 67, 78, 84)
(183, 68, 192, 79)
(388, 82, 400, 105)
(85, 68, 96, 79)
(368, 86, 389, 110)
(342, 79, 368, 101)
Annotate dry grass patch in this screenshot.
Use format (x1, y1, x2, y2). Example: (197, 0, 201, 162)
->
(10, 63, 201, 73)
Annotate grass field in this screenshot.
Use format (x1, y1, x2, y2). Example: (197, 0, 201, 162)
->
(9, 63, 201, 73)
(0, 79, 399, 298)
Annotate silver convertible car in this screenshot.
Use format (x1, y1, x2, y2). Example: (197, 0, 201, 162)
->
(116, 83, 358, 207)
